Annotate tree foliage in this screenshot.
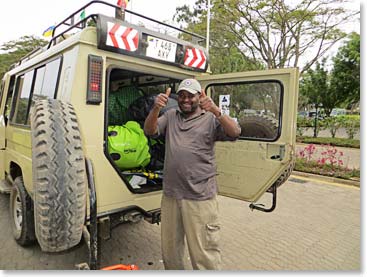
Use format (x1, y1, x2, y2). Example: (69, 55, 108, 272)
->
(300, 59, 334, 116)
(300, 33, 360, 114)
(330, 32, 360, 108)
(174, 0, 264, 73)
(0, 36, 47, 80)
(174, 0, 359, 74)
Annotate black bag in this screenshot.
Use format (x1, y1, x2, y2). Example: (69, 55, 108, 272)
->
(127, 94, 178, 126)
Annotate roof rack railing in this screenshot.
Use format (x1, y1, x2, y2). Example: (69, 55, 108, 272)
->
(11, 46, 46, 69)
(48, 0, 205, 49)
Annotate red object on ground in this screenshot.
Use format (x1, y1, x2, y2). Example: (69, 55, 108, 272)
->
(101, 264, 139, 270)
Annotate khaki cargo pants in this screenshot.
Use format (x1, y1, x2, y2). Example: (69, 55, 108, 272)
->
(161, 194, 221, 270)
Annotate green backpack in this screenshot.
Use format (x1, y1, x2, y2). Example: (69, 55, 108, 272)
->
(108, 121, 151, 170)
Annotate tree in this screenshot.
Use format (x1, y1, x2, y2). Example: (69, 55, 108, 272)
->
(300, 59, 337, 116)
(210, 45, 264, 74)
(330, 32, 360, 108)
(0, 36, 47, 80)
(300, 53, 359, 116)
(175, 0, 359, 74)
(174, 1, 264, 73)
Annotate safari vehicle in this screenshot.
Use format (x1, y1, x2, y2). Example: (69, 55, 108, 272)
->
(0, 1, 298, 269)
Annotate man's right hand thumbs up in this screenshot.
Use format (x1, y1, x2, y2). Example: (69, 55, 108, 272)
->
(154, 87, 171, 109)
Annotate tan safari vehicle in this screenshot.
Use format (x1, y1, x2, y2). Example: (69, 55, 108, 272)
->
(0, 1, 298, 269)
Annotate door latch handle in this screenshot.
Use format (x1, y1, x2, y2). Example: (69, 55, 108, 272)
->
(270, 155, 280, 160)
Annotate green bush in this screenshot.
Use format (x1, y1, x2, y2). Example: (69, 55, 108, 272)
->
(342, 115, 360, 121)
(297, 116, 313, 137)
(324, 117, 343, 138)
(296, 136, 360, 148)
(297, 116, 313, 127)
(338, 115, 360, 139)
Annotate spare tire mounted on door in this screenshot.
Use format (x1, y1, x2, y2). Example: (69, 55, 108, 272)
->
(31, 99, 86, 253)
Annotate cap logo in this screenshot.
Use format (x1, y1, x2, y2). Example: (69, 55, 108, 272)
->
(184, 80, 192, 86)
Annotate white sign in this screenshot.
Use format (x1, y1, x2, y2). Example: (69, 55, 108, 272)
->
(146, 36, 177, 62)
(219, 95, 230, 116)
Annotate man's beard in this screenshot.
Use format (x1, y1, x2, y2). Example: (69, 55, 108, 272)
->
(179, 102, 199, 115)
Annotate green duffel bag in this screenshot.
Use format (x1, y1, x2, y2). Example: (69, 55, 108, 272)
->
(108, 121, 151, 169)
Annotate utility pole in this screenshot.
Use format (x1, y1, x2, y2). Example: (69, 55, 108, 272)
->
(206, 0, 211, 51)
(313, 103, 318, 138)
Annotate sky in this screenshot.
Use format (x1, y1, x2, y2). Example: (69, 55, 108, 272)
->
(0, 0, 360, 60)
(0, 0, 360, 45)
(0, 0, 196, 45)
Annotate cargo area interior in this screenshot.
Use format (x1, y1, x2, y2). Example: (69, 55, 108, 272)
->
(106, 67, 182, 193)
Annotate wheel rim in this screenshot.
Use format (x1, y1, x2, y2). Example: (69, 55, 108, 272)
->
(13, 188, 23, 231)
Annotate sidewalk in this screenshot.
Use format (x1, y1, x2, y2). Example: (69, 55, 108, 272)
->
(296, 143, 360, 170)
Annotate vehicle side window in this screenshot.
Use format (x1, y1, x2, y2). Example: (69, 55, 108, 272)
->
(0, 80, 4, 105)
(8, 57, 61, 126)
(210, 81, 282, 141)
(26, 58, 61, 125)
(3, 76, 15, 124)
(11, 71, 34, 124)
(41, 58, 61, 99)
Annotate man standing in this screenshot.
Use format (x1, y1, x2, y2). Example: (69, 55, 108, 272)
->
(144, 79, 240, 270)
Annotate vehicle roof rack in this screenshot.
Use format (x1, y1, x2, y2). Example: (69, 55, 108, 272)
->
(10, 46, 46, 69)
(48, 0, 206, 49)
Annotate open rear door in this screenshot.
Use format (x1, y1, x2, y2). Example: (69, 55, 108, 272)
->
(197, 68, 299, 206)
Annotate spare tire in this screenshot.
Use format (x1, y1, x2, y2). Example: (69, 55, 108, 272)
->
(239, 115, 278, 139)
(31, 99, 86, 253)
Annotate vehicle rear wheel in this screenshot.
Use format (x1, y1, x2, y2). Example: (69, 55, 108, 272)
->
(31, 99, 86, 253)
(10, 176, 36, 246)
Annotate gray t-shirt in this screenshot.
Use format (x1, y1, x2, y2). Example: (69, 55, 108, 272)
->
(157, 108, 238, 200)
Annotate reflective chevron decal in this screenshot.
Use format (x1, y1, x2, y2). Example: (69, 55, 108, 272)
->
(184, 48, 207, 69)
(106, 22, 139, 51)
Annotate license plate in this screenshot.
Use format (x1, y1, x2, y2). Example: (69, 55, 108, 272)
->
(146, 36, 177, 62)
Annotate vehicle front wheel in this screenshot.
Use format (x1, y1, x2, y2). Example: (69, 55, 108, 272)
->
(10, 176, 36, 246)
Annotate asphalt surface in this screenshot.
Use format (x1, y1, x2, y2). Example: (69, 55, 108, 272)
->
(0, 174, 360, 271)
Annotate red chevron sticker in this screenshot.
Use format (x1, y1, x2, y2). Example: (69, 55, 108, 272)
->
(184, 48, 207, 69)
(106, 22, 139, 51)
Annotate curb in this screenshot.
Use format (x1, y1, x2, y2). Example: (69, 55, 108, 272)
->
(291, 170, 360, 188)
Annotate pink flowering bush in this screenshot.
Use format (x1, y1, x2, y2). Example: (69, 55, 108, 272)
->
(295, 143, 359, 180)
(317, 145, 344, 169)
(297, 144, 316, 162)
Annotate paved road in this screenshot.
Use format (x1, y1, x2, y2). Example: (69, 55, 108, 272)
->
(0, 176, 360, 270)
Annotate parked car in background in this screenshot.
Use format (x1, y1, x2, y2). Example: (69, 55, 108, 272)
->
(298, 111, 308, 118)
(298, 109, 325, 119)
(308, 110, 325, 119)
(330, 108, 347, 117)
